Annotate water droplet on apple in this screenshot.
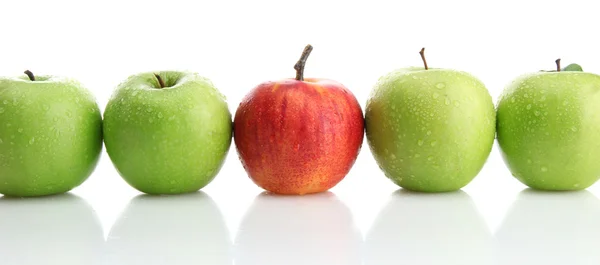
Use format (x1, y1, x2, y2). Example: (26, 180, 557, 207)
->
(417, 139, 424, 146)
(2, 100, 7, 105)
(540, 95, 547, 101)
(562, 101, 568, 106)
(414, 154, 421, 158)
(0, 138, 3, 144)
(571, 126, 578, 132)
(574, 183, 580, 188)
(510, 97, 516, 103)
(412, 75, 418, 79)
(432, 93, 440, 99)
(541, 167, 548, 172)
(17, 128, 23, 133)
(157, 112, 163, 118)
(444, 98, 451, 105)
(534, 111, 540, 116)
(390, 154, 396, 160)
(0, 108, 4, 114)
(148, 118, 154, 123)
(527, 159, 532, 164)
(132, 91, 139, 96)
(430, 141, 437, 146)
(170, 180, 176, 184)
(526, 104, 532, 110)
(29, 138, 35, 144)
(426, 130, 432, 135)
(427, 156, 433, 161)
(436, 83, 445, 89)
(453, 101, 460, 107)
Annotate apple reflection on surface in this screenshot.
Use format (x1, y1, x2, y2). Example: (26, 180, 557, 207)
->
(234, 192, 362, 265)
(365, 190, 493, 265)
(0, 194, 104, 265)
(105, 191, 232, 265)
(495, 189, 600, 265)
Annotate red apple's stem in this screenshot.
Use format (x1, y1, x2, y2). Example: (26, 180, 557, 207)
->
(24, 70, 35, 81)
(419, 48, 429, 70)
(555, 58, 561, 72)
(294, 44, 313, 81)
(154, 73, 165, 88)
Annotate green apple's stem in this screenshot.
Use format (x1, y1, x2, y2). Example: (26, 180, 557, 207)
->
(294, 44, 313, 81)
(24, 70, 35, 81)
(154, 73, 165, 88)
(555, 58, 561, 72)
(419, 48, 429, 70)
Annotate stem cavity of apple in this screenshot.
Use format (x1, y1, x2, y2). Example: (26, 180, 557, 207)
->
(154, 73, 165, 88)
(24, 70, 35, 81)
(294, 44, 313, 81)
(555, 58, 561, 72)
(419, 48, 429, 70)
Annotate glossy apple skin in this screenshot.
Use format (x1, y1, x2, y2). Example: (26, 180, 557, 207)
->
(103, 71, 232, 194)
(497, 72, 600, 190)
(234, 78, 364, 195)
(0, 75, 103, 197)
(366, 68, 495, 192)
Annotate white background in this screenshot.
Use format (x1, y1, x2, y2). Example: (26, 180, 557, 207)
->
(1, 0, 600, 264)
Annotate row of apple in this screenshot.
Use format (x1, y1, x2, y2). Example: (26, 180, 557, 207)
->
(0, 45, 598, 197)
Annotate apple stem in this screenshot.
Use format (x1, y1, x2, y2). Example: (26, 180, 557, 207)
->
(419, 48, 429, 70)
(555, 58, 561, 72)
(24, 70, 35, 81)
(154, 73, 165, 88)
(294, 44, 313, 81)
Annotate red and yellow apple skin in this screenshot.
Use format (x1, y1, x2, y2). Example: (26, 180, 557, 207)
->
(234, 78, 364, 195)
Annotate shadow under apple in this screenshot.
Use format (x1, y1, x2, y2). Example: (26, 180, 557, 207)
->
(494, 189, 600, 265)
(0, 193, 104, 265)
(105, 191, 232, 265)
(365, 189, 493, 265)
(234, 192, 362, 265)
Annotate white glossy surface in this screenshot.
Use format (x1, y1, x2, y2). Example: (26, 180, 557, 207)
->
(1, 0, 600, 264)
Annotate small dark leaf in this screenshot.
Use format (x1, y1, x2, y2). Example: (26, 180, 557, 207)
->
(562, 63, 583, 72)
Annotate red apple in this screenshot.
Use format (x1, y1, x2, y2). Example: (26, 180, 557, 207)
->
(234, 44, 364, 195)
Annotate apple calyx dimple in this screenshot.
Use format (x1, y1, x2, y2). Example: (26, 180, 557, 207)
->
(154, 73, 165, 89)
(294, 44, 313, 81)
(419, 48, 429, 70)
(24, 70, 35, 81)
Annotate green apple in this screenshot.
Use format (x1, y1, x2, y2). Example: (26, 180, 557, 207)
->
(0, 71, 103, 197)
(365, 48, 496, 192)
(103, 71, 232, 194)
(497, 59, 600, 190)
